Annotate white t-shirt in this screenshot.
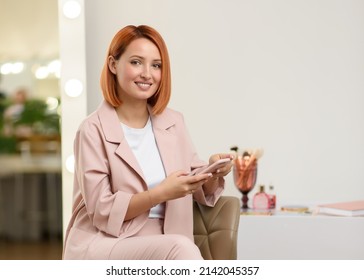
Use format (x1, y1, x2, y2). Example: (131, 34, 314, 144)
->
(121, 118, 166, 218)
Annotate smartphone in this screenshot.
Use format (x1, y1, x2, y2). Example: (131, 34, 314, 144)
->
(189, 158, 232, 176)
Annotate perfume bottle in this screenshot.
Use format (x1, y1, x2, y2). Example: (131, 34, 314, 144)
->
(268, 185, 276, 209)
(253, 185, 270, 209)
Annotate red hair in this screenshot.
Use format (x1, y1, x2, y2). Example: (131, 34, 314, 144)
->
(100, 25, 171, 115)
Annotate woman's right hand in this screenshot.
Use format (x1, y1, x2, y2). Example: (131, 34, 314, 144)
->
(151, 170, 211, 203)
(125, 171, 210, 221)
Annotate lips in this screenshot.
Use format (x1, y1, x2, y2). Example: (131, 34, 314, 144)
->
(135, 81, 152, 90)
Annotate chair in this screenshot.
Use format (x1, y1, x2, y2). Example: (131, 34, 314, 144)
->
(193, 196, 240, 260)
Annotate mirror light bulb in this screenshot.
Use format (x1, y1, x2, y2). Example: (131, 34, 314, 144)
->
(63, 0, 82, 19)
(64, 79, 83, 97)
(65, 155, 75, 173)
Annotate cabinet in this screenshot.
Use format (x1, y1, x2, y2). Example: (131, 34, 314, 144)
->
(237, 212, 364, 259)
(0, 154, 62, 241)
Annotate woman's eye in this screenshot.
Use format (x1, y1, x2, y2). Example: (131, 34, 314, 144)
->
(153, 63, 161, 69)
(131, 60, 141, 65)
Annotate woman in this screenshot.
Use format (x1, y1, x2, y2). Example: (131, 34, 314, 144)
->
(63, 25, 232, 260)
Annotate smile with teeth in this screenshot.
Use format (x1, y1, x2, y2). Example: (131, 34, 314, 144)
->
(135, 82, 152, 89)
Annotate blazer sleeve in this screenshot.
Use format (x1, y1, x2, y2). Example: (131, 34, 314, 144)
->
(74, 120, 131, 237)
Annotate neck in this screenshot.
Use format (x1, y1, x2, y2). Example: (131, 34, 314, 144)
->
(116, 102, 149, 128)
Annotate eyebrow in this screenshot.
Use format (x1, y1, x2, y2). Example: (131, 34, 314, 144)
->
(129, 55, 161, 62)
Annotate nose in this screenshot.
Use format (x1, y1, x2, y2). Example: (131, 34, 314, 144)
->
(140, 66, 151, 79)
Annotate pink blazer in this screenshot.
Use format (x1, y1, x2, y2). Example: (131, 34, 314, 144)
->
(63, 101, 224, 259)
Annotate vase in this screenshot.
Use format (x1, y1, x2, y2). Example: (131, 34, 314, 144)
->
(233, 153, 258, 209)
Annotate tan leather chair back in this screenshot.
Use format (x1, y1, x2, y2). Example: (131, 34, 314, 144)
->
(193, 196, 240, 260)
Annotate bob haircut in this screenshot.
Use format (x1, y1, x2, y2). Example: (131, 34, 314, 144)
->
(100, 25, 171, 115)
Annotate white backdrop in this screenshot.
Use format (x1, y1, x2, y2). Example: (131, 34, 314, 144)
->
(60, 0, 364, 224)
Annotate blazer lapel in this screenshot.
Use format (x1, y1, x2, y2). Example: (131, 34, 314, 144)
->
(150, 108, 177, 177)
(150, 110, 188, 236)
(97, 101, 145, 182)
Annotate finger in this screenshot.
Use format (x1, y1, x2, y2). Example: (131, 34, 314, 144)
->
(186, 184, 200, 195)
(216, 162, 233, 173)
(190, 184, 204, 193)
(174, 170, 190, 177)
(215, 166, 232, 177)
(218, 153, 234, 160)
(187, 173, 212, 183)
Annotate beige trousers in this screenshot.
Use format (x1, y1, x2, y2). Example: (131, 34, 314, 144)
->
(108, 218, 203, 260)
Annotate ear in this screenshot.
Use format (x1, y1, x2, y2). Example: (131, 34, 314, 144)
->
(108, 56, 117, 74)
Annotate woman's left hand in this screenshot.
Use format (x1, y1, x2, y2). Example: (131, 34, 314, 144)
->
(208, 153, 234, 178)
(202, 153, 233, 195)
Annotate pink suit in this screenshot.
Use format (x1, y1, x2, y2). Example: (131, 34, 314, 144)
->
(63, 101, 224, 259)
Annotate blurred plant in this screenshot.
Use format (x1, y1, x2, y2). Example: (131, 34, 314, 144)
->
(14, 99, 60, 135)
(0, 98, 60, 154)
(0, 97, 10, 132)
(0, 135, 17, 153)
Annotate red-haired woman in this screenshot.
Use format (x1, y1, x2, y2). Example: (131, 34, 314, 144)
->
(63, 25, 232, 260)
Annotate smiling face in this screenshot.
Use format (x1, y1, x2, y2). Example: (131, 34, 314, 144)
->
(108, 38, 162, 105)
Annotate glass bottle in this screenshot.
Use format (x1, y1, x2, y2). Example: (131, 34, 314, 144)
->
(268, 185, 276, 209)
(253, 185, 270, 209)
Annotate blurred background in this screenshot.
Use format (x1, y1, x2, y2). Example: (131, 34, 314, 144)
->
(0, 0, 62, 259)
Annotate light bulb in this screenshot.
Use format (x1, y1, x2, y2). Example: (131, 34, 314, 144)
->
(63, 0, 82, 19)
(11, 62, 24, 74)
(46, 97, 59, 111)
(35, 66, 49, 79)
(65, 155, 75, 173)
(64, 79, 83, 97)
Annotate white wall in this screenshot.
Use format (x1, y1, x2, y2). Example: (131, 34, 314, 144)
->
(58, 0, 87, 235)
(60, 0, 364, 225)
